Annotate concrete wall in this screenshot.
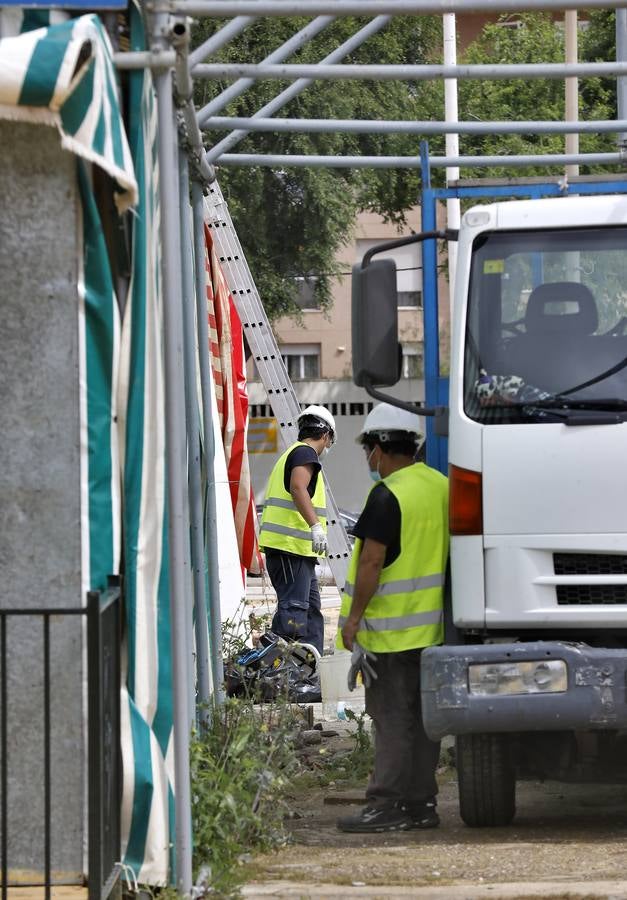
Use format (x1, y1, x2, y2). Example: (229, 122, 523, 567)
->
(0, 122, 84, 881)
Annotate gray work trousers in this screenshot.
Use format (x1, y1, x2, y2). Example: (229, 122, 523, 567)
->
(365, 648, 441, 812)
(265, 549, 324, 654)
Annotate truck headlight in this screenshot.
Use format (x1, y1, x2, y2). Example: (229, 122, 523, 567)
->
(468, 660, 567, 696)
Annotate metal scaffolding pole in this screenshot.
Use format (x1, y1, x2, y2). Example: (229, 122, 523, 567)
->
(617, 9, 627, 147)
(197, 14, 335, 125)
(175, 0, 625, 16)
(114, 50, 176, 69)
(190, 15, 255, 68)
(179, 154, 212, 729)
(213, 151, 623, 168)
(564, 9, 579, 179)
(200, 116, 627, 136)
(204, 15, 391, 163)
(191, 180, 225, 707)
(194, 60, 627, 81)
(154, 57, 194, 898)
(442, 11, 459, 319)
(172, 18, 215, 184)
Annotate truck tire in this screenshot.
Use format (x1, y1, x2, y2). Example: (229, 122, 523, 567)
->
(456, 733, 516, 827)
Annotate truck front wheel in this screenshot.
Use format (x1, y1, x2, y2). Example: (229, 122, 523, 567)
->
(456, 733, 516, 827)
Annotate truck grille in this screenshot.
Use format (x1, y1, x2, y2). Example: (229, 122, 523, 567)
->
(553, 553, 627, 605)
(556, 584, 627, 605)
(554, 553, 627, 576)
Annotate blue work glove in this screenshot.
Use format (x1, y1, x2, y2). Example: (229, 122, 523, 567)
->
(347, 644, 378, 691)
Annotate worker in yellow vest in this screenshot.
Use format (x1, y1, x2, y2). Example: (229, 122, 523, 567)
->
(336, 403, 449, 834)
(258, 405, 336, 654)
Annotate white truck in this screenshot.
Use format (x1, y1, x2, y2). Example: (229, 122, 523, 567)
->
(352, 185, 627, 826)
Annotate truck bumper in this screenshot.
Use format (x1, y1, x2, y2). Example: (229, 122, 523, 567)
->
(421, 641, 627, 741)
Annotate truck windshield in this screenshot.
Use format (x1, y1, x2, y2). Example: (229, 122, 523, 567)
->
(464, 226, 627, 424)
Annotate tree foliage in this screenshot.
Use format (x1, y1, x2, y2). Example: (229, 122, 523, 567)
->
(192, 12, 617, 319)
(456, 12, 616, 178)
(192, 15, 444, 318)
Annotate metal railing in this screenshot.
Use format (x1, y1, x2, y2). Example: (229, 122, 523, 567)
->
(0, 579, 122, 900)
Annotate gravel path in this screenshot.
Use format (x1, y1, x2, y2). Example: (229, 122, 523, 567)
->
(243, 729, 627, 899)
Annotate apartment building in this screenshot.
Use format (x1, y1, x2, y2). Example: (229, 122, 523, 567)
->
(246, 206, 447, 510)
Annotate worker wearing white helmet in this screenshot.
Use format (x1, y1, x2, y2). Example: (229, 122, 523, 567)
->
(355, 403, 425, 455)
(336, 402, 449, 834)
(258, 404, 337, 654)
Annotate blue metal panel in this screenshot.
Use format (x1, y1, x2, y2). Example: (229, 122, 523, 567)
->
(431, 179, 627, 202)
(419, 143, 448, 474)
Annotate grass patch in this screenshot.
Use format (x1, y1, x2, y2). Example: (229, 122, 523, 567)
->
(189, 695, 304, 896)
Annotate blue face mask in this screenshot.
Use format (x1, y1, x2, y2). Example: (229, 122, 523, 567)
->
(366, 447, 381, 482)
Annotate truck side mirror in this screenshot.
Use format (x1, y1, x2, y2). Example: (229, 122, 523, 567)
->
(352, 258, 400, 387)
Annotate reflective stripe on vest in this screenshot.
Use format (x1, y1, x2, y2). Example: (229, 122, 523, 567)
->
(343, 573, 445, 599)
(259, 522, 312, 542)
(258, 441, 327, 558)
(336, 462, 449, 653)
(264, 496, 327, 517)
(338, 608, 442, 632)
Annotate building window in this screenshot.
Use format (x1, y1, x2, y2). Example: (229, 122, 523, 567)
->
(294, 276, 320, 311)
(280, 343, 321, 380)
(356, 239, 422, 310)
(397, 290, 422, 308)
(401, 344, 422, 379)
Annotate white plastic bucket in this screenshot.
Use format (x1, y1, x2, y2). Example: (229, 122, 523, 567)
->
(318, 651, 365, 719)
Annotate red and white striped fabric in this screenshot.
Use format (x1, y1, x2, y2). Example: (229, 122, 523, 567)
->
(203, 224, 262, 575)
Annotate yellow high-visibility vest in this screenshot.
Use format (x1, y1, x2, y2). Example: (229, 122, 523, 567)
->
(259, 441, 327, 558)
(337, 463, 449, 652)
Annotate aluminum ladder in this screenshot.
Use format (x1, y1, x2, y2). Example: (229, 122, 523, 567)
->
(203, 180, 352, 589)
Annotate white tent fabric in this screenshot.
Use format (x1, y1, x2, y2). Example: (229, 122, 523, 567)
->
(204, 338, 247, 634)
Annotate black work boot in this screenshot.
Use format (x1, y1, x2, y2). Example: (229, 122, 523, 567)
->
(336, 804, 413, 834)
(405, 799, 440, 829)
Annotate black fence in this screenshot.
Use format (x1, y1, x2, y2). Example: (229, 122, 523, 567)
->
(0, 578, 122, 900)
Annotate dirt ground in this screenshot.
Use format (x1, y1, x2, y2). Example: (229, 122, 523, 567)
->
(241, 721, 627, 900)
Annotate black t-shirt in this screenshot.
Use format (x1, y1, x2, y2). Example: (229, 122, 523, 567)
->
(352, 482, 402, 568)
(283, 444, 321, 496)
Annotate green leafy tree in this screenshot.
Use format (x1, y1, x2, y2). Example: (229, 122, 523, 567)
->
(192, 16, 444, 318)
(457, 12, 616, 179)
(192, 12, 617, 319)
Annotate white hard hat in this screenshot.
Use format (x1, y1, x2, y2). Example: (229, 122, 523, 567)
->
(298, 404, 337, 442)
(357, 402, 424, 446)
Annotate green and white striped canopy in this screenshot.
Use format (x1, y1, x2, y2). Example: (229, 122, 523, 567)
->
(0, 12, 137, 210)
(0, 9, 173, 884)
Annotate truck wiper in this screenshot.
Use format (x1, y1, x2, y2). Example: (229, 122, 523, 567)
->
(484, 401, 571, 420)
(522, 397, 627, 411)
(484, 397, 627, 423)
(496, 396, 627, 425)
